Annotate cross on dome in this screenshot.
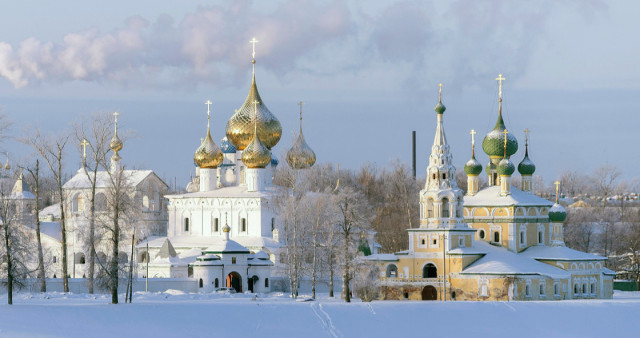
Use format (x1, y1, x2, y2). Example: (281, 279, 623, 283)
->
(502, 129, 509, 157)
(554, 180, 561, 204)
(438, 83, 443, 101)
(205, 100, 212, 118)
(470, 129, 476, 146)
(495, 73, 506, 100)
(250, 37, 259, 60)
(524, 128, 530, 145)
(81, 139, 89, 159)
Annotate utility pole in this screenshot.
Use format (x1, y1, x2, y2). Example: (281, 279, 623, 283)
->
(145, 242, 149, 292)
(412, 131, 416, 179)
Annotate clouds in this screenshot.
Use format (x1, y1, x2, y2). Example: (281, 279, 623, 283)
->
(0, 0, 606, 92)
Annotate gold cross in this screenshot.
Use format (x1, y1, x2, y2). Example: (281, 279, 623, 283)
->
(470, 129, 476, 146)
(113, 111, 119, 123)
(250, 37, 259, 60)
(438, 83, 443, 101)
(524, 128, 530, 145)
(80, 139, 89, 159)
(502, 129, 509, 157)
(205, 100, 212, 118)
(554, 181, 560, 203)
(495, 73, 506, 100)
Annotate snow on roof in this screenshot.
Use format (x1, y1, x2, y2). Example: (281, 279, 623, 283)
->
(461, 241, 570, 279)
(156, 239, 178, 259)
(38, 222, 62, 241)
(521, 245, 606, 261)
(447, 247, 487, 255)
(166, 185, 275, 199)
(203, 239, 250, 254)
(63, 169, 165, 190)
(11, 178, 35, 199)
(365, 254, 399, 262)
(40, 204, 61, 217)
(138, 235, 280, 252)
(464, 186, 554, 207)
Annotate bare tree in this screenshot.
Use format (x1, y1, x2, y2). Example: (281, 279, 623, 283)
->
(334, 186, 371, 302)
(21, 129, 71, 292)
(0, 178, 31, 304)
(22, 160, 46, 292)
(73, 113, 112, 294)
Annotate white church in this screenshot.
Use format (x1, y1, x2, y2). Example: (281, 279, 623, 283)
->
(136, 40, 318, 293)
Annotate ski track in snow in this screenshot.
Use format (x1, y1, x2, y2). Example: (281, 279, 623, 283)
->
(311, 303, 340, 338)
(367, 303, 376, 315)
(502, 302, 517, 312)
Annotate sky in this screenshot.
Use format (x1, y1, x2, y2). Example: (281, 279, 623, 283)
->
(0, 0, 638, 188)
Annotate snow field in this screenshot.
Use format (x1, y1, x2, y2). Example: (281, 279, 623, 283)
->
(1, 291, 639, 337)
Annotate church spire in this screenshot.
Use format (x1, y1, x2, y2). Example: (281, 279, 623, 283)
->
(109, 112, 123, 172)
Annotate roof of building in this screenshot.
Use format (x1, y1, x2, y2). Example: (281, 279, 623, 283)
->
(520, 245, 606, 261)
(63, 169, 167, 190)
(460, 241, 570, 279)
(464, 186, 554, 207)
(138, 235, 281, 252)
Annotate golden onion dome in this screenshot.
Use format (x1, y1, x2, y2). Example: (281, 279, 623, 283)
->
(110, 115, 123, 153)
(194, 129, 224, 169)
(225, 73, 282, 150)
(241, 128, 271, 169)
(286, 106, 316, 169)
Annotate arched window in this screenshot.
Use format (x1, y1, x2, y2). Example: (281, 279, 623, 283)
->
(520, 231, 525, 245)
(265, 278, 269, 288)
(215, 278, 219, 288)
(214, 218, 219, 232)
(386, 264, 398, 277)
(199, 278, 203, 288)
(79, 253, 86, 264)
(494, 231, 500, 243)
(538, 231, 543, 244)
(591, 283, 596, 294)
(479, 229, 485, 239)
(184, 218, 190, 232)
(441, 198, 449, 218)
(574, 284, 579, 294)
(539, 284, 545, 296)
(554, 284, 559, 295)
(241, 218, 247, 232)
(423, 263, 437, 278)
(427, 198, 434, 218)
(582, 284, 587, 294)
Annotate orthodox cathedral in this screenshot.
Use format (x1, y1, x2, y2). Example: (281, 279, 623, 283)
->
(136, 39, 317, 293)
(366, 77, 614, 301)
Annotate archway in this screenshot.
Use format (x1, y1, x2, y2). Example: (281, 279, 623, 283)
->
(423, 263, 437, 278)
(422, 285, 437, 300)
(248, 275, 259, 293)
(226, 272, 242, 293)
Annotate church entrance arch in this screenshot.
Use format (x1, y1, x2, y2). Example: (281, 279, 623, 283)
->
(422, 285, 437, 300)
(227, 272, 242, 293)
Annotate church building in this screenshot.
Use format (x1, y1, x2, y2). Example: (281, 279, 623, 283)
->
(366, 76, 614, 301)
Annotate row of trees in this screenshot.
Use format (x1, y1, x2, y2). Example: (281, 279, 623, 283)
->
(0, 112, 142, 304)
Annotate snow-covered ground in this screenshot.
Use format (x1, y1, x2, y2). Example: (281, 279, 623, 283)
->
(1, 290, 639, 337)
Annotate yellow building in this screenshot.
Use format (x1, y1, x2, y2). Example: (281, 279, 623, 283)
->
(367, 80, 614, 301)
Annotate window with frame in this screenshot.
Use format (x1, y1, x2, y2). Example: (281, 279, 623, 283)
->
(458, 237, 464, 247)
(442, 198, 450, 218)
(520, 231, 525, 245)
(184, 218, 190, 231)
(241, 218, 247, 232)
(554, 284, 559, 296)
(214, 218, 219, 232)
(232, 257, 237, 264)
(539, 283, 545, 296)
(591, 283, 596, 294)
(538, 231, 543, 244)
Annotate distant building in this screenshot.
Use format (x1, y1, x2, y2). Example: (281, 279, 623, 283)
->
(366, 80, 614, 301)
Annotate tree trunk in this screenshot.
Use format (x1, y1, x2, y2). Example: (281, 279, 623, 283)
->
(88, 175, 97, 294)
(58, 180, 69, 293)
(4, 223, 13, 305)
(343, 231, 351, 303)
(32, 160, 47, 292)
(111, 207, 120, 304)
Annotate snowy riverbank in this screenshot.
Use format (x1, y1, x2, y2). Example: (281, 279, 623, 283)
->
(1, 290, 639, 337)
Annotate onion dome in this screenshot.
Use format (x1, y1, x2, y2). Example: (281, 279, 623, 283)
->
(271, 153, 279, 167)
(464, 155, 482, 176)
(4, 153, 10, 170)
(225, 53, 281, 150)
(222, 223, 230, 233)
(241, 101, 271, 169)
(110, 127, 123, 153)
(549, 203, 567, 222)
(518, 149, 536, 176)
(219, 137, 237, 153)
(286, 103, 316, 169)
(482, 74, 517, 164)
(497, 158, 515, 176)
(194, 130, 223, 169)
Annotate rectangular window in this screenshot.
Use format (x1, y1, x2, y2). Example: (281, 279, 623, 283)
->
(271, 218, 275, 232)
(184, 218, 190, 231)
(232, 257, 236, 264)
(214, 218, 219, 232)
(458, 237, 464, 248)
(242, 218, 247, 232)
(540, 284, 545, 296)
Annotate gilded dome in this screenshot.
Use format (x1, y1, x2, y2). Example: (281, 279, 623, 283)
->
(549, 203, 567, 222)
(497, 158, 515, 176)
(464, 154, 482, 176)
(286, 130, 316, 169)
(225, 74, 282, 150)
(194, 130, 223, 169)
(241, 127, 271, 169)
(110, 132, 123, 153)
(482, 113, 518, 164)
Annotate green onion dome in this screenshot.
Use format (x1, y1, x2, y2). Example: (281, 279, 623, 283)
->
(548, 203, 567, 222)
(518, 149, 536, 176)
(435, 100, 446, 114)
(464, 154, 482, 176)
(482, 114, 518, 164)
(486, 161, 496, 173)
(497, 158, 515, 176)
